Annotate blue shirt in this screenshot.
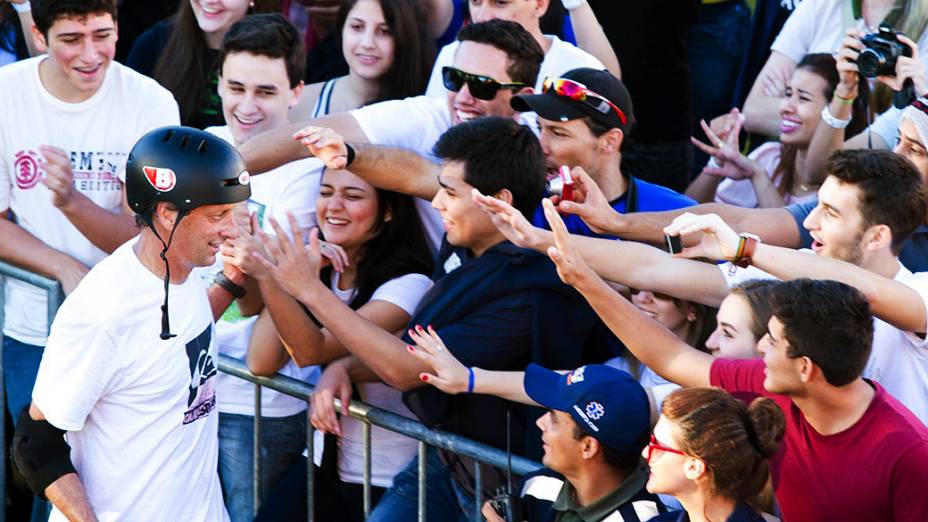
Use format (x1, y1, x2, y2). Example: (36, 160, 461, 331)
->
(787, 199, 928, 272)
(647, 503, 765, 522)
(532, 176, 696, 239)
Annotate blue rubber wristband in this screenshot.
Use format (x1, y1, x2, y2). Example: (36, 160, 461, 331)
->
(467, 367, 475, 394)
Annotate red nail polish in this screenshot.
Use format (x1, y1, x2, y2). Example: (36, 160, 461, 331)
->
(406, 345, 414, 352)
(420, 374, 428, 382)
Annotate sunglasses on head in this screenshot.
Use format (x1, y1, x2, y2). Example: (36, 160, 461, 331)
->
(645, 434, 688, 463)
(442, 66, 529, 101)
(543, 77, 627, 126)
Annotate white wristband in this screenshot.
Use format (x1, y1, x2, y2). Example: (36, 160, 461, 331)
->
(820, 106, 850, 129)
(12, 1, 32, 13)
(561, 0, 585, 10)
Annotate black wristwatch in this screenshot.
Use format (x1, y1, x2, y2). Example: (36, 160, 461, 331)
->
(213, 272, 246, 299)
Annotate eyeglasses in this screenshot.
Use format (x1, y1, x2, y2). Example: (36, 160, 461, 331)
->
(441, 66, 529, 101)
(543, 77, 627, 126)
(645, 434, 688, 463)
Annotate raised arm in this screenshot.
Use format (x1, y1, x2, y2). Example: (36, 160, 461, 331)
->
(238, 112, 369, 175)
(564, 0, 621, 78)
(667, 212, 928, 334)
(541, 200, 713, 388)
(296, 126, 441, 200)
(472, 190, 730, 307)
(742, 51, 798, 137)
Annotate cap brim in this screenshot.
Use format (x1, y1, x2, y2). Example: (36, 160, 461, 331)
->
(511, 93, 590, 122)
(524, 363, 573, 412)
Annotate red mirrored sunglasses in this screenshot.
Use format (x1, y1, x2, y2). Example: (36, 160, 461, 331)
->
(543, 77, 627, 126)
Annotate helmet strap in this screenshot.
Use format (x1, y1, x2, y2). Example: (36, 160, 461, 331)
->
(142, 208, 188, 340)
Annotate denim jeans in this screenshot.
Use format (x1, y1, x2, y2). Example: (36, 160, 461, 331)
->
(3, 335, 51, 522)
(217, 411, 307, 522)
(688, 0, 751, 176)
(368, 446, 475, 522)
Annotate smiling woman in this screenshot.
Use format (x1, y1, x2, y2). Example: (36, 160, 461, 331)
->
(127, 0, 280, 128)
(290, 0, 434, 120)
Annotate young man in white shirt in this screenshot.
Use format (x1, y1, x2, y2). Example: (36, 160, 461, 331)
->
(0, 1, 177, 516)
(14, 126, 251, 522)
(205, 14, 321, 521)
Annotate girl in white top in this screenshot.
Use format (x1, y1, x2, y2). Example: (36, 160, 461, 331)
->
(687, 54, 867, 208)
(291, 0, 434, 120)
(240, 167, 434, 521)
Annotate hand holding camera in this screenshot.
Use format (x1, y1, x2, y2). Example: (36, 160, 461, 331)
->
(842, 25, 927, 106)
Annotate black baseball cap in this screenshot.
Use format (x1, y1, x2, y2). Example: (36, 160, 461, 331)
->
(511, 68, 635, 134)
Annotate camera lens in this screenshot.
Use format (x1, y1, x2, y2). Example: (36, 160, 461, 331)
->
(856, 48, 884, 78)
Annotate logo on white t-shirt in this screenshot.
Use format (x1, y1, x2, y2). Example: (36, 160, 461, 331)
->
(14, 150, 41, 189)
(143, 166, 177, 192)
(183, 326, 217, 425)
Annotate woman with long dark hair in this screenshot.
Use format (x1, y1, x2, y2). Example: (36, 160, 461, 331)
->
(687, 53, 868, 208)
(127, 0, 280, 128)
(290, 0, 434, 119)
(234, 166, 434, 522)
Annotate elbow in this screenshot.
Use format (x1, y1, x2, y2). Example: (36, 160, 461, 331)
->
(379, 367, 421, 391)
(246, 359, 278, 377)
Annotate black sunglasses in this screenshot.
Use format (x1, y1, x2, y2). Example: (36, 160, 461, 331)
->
(441, 66, 528, 101)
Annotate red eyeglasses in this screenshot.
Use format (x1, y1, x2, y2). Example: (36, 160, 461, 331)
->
(645, 434, 688, 463)
(543, 77, 627, 126)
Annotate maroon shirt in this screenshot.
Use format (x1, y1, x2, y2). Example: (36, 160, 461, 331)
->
(711, 358, 928, 522)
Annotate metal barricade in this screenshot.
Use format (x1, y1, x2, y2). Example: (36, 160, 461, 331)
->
(0, 261, 66, 522)
(0, 261, 544, 521)
(219, 356, 543, 521)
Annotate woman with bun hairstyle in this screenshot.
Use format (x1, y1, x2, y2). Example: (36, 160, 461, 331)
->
(644, 387, 786, 522)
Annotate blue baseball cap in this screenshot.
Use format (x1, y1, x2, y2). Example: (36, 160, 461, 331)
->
(524, 363, 650, 453)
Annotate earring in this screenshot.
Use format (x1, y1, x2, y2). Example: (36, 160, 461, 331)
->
(249, 1, 255, 7)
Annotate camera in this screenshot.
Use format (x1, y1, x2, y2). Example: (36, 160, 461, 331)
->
(490, 487, 521, 521)
(856, 26, 912, 78)
(546, 165, 575, 202)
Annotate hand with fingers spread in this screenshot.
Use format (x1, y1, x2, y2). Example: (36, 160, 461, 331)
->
(310, 358, 353, 436)
(405, 324, 470, 394)
(252, 212, 326, 302)
(541, 199, 598, 289)
(553, 167, 621, 234)
(691, 112, 761, 181)
(40, 145, 79, 210)
(471, 188, 550, 250)
(221, 212, 271, 278)
(662, 212, 740, 262)
(293, 126, 349, 170)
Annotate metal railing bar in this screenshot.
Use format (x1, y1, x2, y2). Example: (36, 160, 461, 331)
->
(363, 420, 372, 519)
(417, 441, 427, 522)
(253, 384, 263, 516)
(219, 356, 541, 476)
(474, 461, 482, 521)
(306, 412, 315, 522)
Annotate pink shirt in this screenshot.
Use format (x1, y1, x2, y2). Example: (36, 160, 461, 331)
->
(711, 358, 928, 522)
(714, 142, 817, 208)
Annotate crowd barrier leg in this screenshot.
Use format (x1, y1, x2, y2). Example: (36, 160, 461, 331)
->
(253, 384, 263, 517)
(474, 462, 483, 521)
(417, 441, 427, 522)
(363, 421, 372, 519)
(306, 411, 315, 522)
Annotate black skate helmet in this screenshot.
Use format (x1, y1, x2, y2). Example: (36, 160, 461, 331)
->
(125, 126, 251, 339)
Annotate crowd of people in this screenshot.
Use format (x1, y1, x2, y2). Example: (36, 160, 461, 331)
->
(1, 0, 927, 521)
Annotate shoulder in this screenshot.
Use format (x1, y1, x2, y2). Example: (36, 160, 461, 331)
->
(631, 178, 696, 211)
(709, 357, 767, 392)
(0, 55, 39, 83)
(107, 61, 175, 102)
(545, 35, 604, 69)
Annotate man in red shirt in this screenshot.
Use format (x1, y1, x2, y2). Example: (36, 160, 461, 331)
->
(534, 199, 928, 521)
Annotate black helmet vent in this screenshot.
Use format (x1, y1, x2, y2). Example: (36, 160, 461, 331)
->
(180, 134, 190, 148)
(197, 139, 208, 154)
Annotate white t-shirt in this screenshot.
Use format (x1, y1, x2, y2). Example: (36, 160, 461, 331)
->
(714, 142, 817, 208)
(33, 239, 227, 522)
(350, 96, 450, 249)
(770, 0, 928, 148)
(0, 56, 180, 346)
(311, 272, 432, 487)
(720, 256, 928, 424)
(205, 125, 323, 417)
(424, 35, 605, 97)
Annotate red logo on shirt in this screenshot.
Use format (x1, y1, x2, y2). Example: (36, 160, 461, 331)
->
(143, 166, 176, 192)
(14, 150, 42, 190)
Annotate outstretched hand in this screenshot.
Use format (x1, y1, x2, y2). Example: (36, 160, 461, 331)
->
(553, 167, 621, 234)
(663, 212, 740, 262)
(471, 189, 550, 250)
(294, 126, 349, 170)
(406, 325, 470, 394)
(542, 199, 598, 290)
(252, 213, 326, 301)
(690, 112, 760, 181)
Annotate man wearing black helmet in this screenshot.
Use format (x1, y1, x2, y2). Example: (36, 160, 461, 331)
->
(13, 126, 250, 522)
